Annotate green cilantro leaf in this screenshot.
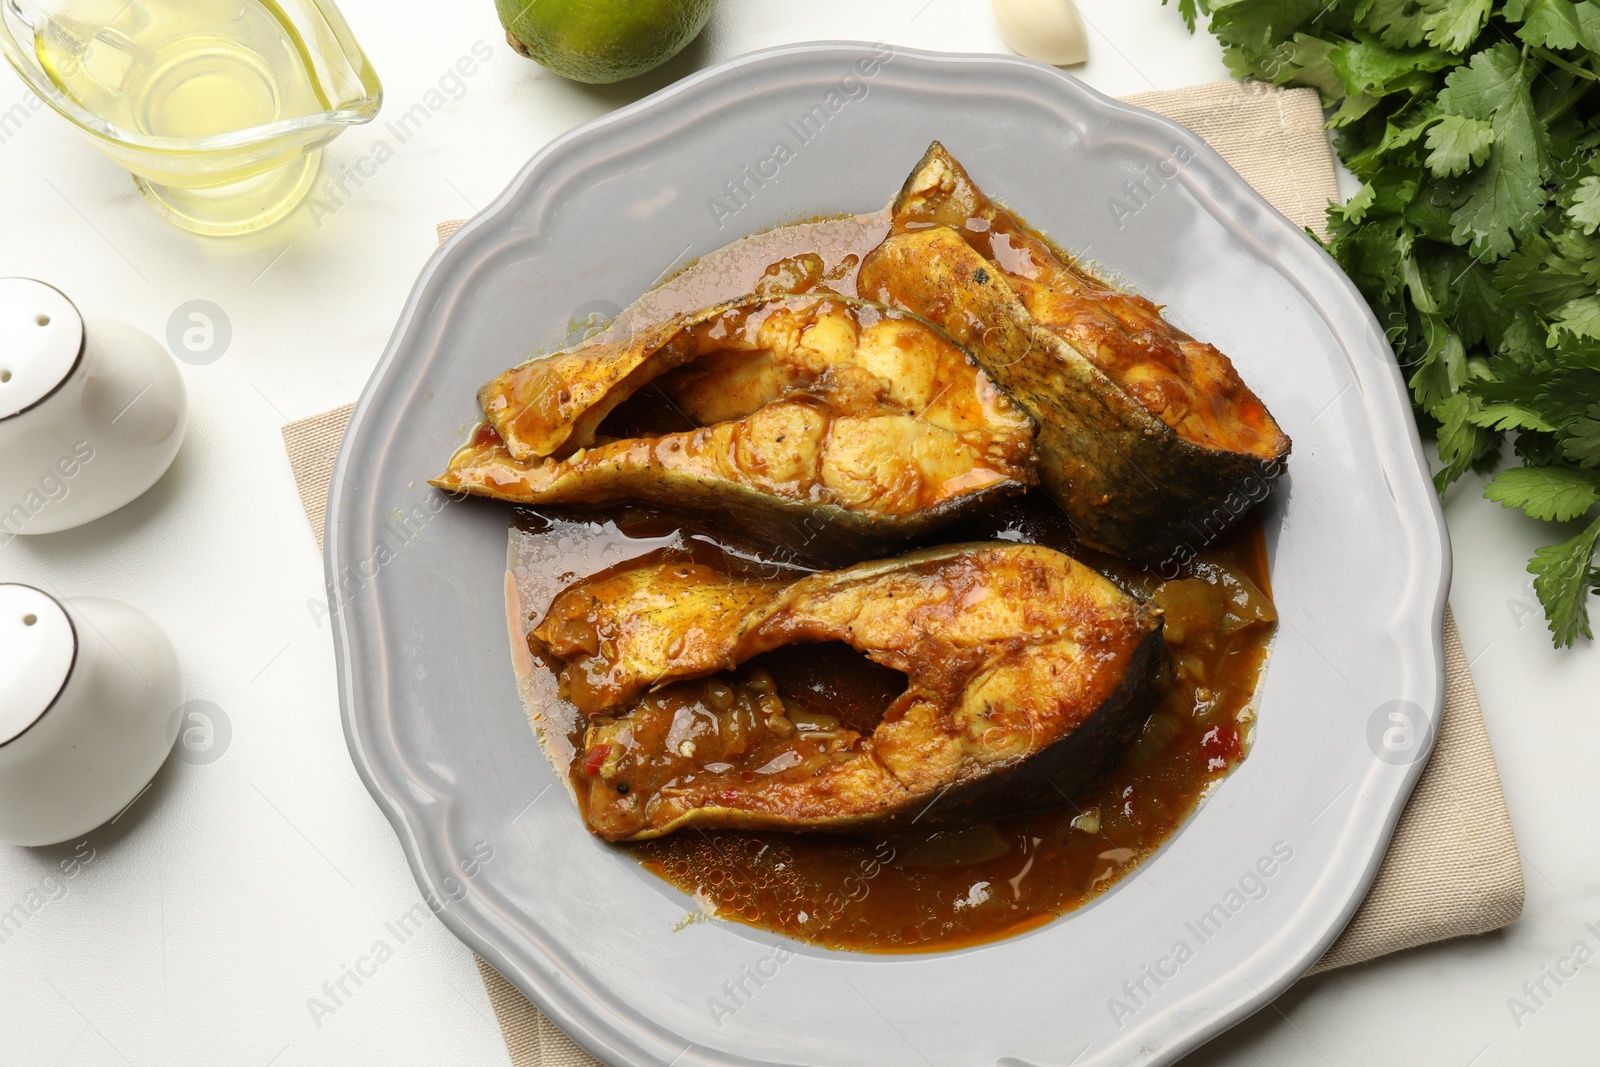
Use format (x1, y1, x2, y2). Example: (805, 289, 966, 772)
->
(1329, 37, 1454, 99)
(1529, 516, 1600, 646)
(1548, 296, 1600, 346)
(1360, 0, 1431, 48)
(1206, 0, 1351, 57)
(1364, 0, 1493, 53)
(1503, 0, 1600, 52)
(1568, 176, 1600, 235)
(1451, 255, 1505, 347)
(1342, 180, 1378, 224)
(1468, 401, 1558, 433)
(1485, 465, 1600, 521)
(1496, 232, 1596, 313)
(1564, 405, 1600, 467)
(1422, 0, 1492, 53)
(1424, 114, 1494, 177)
(1431, 390, 1494, 490)
(1436, 43, 1551, 258)
(1344, 108, 1440, 173)
(1260, 33, 1346, 98)
(1166, 0, 1201, 33)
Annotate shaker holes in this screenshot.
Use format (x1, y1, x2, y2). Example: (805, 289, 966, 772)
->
(22, 614, 37, 626)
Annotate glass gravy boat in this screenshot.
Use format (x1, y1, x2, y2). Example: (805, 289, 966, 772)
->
(1, 0, 381, 236)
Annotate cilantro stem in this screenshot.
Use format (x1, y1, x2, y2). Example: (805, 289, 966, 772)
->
(1533, 47, 1599, 82)
(1539, 79, 1595, 125)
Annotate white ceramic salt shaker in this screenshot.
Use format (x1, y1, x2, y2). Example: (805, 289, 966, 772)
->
(0, 584, 183, 846)
(0, 278, 187, 536)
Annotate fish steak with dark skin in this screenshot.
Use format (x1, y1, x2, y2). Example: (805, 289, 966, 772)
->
(532, 542, 1170, 842)
(432, 294, 1038, 563)
(858, 142, 1292, 562)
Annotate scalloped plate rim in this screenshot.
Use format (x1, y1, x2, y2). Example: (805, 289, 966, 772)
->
(326, 41, 1450, 1067)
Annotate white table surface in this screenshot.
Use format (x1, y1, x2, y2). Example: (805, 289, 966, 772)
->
(2, 2, 1596, 1064)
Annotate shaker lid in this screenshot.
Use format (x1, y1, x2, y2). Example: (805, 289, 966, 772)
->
(0, 278, 86, 421)
(0, 585, 76, 746)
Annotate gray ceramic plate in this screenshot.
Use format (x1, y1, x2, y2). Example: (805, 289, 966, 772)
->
(327, 43, 1450, 1067)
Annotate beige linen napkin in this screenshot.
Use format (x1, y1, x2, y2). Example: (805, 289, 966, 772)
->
(281, 80, 1522, 1064)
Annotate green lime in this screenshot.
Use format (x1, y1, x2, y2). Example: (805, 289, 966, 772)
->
(497, 0, 719, 85)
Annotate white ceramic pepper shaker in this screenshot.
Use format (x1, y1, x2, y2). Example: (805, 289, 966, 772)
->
(0, 584, 183, 846)
(0, 278, 187, 538)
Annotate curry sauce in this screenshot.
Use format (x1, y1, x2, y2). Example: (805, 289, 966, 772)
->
(508, 493, 1273, 952)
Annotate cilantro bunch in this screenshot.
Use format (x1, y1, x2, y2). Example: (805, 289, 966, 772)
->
(1167, 0, 1600, 646)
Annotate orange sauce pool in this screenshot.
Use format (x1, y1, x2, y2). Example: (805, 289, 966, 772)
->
(500, 209, 1278, 953)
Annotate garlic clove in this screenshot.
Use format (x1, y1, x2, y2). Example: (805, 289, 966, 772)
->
(993, 0, 1090, 67)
